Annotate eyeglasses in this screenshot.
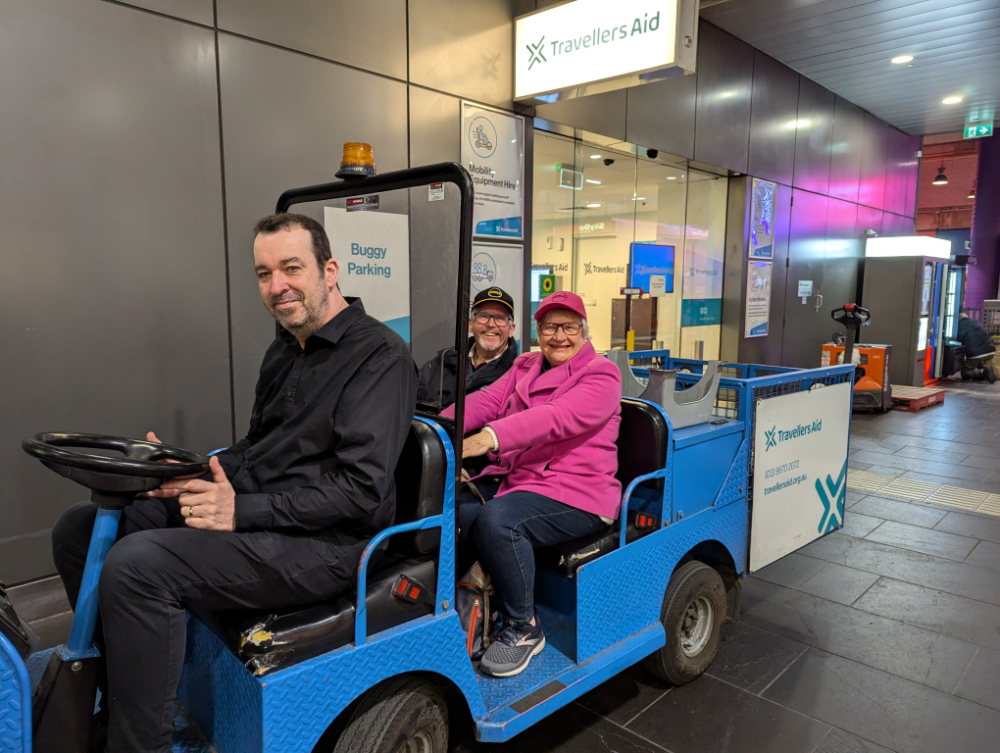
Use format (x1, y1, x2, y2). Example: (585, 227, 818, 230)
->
(538, 321, 582, 336)
(472, 312, 513, 326)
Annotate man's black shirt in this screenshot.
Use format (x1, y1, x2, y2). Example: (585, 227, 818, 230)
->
(214, 298, 416, 549)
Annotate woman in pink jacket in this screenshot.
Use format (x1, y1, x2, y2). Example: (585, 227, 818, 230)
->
(443, 291, 622, 678)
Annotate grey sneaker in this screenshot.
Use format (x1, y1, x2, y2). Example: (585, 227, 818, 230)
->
(479, 620, 545, 677)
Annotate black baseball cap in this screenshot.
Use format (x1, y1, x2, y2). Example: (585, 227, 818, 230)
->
(472, 287, 515, 317)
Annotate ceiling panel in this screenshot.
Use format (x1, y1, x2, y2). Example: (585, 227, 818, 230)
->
(701, 0, 1000, 134)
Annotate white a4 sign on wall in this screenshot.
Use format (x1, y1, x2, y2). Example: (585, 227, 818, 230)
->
(749, 382, 852, 571)
(325, 205, 410, 342)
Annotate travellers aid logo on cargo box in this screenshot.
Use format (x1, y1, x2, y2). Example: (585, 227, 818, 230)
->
(764, 419, 822, 452)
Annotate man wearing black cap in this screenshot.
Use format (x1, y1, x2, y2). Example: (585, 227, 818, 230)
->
(416, 286, 518, 410)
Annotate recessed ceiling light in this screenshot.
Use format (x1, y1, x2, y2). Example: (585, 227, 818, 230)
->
(590, 154, 602, 159)
(667, 176, 677, 180)
(942, 96, 963, 105)
(891, 55, 914, 64)
(585, 179, 602, 185)
(585, 202, 601, 208)
(632, 197, 646, 201)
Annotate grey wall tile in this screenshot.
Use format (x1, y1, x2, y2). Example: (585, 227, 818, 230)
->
(883, 127, 912, 217)
(747, 50, 799, 186)
(116, 0, 213, 26)
(218, 34, 409, 436)
(217, 0, 406, 80)
(535, 89, 627, 142)
(626, 73, 697, 161)
(792, 77, 834, 195)
(410, 86, 462, 166)
(694, 22, 753, 174)
(829, 97, 863, 204)
(0, 0, 230, 581)
(904, 135, 922, 218)
(409, 0, 519, 107)
(859, 111, 888, 210)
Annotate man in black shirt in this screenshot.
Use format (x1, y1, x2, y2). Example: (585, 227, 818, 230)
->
(416, 286, 518, 410)
(51, 213, 415, 753)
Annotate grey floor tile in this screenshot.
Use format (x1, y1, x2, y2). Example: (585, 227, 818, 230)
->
(849, 459, 874, 471)
(797, 563, 880, 606)
(849, 496, 947, 529)
(964, 540, 1000, 572)
(854, 578, 1000, 651)
(741, 579, 977, 693)
(860, 465, 906, 478)
(959, 454, 1000, 470)
(7, 576, 71, 622)
(954, 647, 1000, 712)
(575, 662, 671, 727)
(814, 728, 894, 753)
(850, 451, 990, 481)
(840, 512, 883, 539)
(629, 674, 830, 753)
(751, 552, 828, 589)
(935, 511, 1000, 545)
(893, 444, 970, 466)
(705, 621, 807, 694)
(804, 533, 1000, 608)
(28, 611, 72, 651)
(845, 489, 868, 509)
(455, 702, 668, 752)
(865, 520, 978, 562)
(763, 649, 1000, 753)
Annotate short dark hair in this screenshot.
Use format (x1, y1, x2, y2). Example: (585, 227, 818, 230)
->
(253, 213, 331, 269)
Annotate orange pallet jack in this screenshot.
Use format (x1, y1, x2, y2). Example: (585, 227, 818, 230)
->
(823, 304, 893, 412)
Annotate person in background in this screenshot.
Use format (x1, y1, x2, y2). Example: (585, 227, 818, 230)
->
(416, 287, 518, 410)
(957, 312, 997, 383)
(444, 291, 622, 678)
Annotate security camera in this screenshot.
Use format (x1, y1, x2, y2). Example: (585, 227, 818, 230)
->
(603, 158, 615, 166)
(646, 148, 658, 159)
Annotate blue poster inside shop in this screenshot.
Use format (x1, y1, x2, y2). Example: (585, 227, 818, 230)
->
(681, 299, 722, 327)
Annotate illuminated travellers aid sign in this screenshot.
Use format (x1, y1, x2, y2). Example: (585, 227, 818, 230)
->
(514, 0, 698, 105)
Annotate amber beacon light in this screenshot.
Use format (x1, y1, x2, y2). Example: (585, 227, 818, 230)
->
(337, 142, 377, 179)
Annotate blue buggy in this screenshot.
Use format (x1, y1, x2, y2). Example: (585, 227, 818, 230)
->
(0, 163, 855, 752)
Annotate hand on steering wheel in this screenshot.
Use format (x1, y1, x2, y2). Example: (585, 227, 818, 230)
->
(144, 432, 236, 531)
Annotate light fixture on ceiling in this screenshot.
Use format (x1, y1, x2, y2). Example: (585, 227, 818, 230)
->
(632, 197, 646, 201)
(585, 179, 601, 185)
(585, 202, 602, 208)
(667, 176, 677, 180)
(590, 154, 602, 159)
(890, 55, 914, 64)
(968, 181, 977, 200)
(942, 96, 963, 105)
(932, 159, 949, 186)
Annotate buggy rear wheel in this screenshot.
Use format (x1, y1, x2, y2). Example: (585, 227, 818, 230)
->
(643, 561, 726, 685)
(333, 677, 448, 753)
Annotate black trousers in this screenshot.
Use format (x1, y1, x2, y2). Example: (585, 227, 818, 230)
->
(52, 498, 356, 753)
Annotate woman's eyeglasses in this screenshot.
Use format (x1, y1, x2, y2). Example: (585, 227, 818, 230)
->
(538, 322, 582, 336)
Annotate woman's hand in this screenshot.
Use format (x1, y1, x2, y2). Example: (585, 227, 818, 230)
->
(462, 430, 495, 459)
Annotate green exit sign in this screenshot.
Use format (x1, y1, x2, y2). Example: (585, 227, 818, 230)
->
(964, 123, 993, 139)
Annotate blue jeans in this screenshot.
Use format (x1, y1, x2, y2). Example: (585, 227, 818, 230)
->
(458, 478, 608, 624)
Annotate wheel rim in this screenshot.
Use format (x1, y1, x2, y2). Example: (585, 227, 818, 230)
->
(679, 595, 714, 657)
(399, 730, 435, 753)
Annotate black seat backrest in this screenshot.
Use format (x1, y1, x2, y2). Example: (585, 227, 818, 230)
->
(616, 399, 668, 491)
(390, 419, 447, 555)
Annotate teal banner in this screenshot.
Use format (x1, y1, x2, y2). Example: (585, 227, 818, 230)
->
(681, 298, 722, 327)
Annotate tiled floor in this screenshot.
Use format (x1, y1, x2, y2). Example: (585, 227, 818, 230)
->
(15, 379, 1000, 752)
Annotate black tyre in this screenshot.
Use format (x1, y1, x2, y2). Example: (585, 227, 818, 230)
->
(988, 367, 997, 384)
(334, 677, 448, 753)
(643, 561, 726, 685)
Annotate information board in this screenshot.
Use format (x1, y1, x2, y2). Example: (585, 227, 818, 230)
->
(744, 261, 772, 338)
(461, 102, 524, 240)
(750, 382, 852, 571)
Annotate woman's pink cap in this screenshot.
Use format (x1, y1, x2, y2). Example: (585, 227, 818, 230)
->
(534, 290, 588, 322)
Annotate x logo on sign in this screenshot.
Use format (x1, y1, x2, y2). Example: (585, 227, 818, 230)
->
(764, 427, 777, 451)
(816, 460, 847, 534)
(526, 37, 547, 69)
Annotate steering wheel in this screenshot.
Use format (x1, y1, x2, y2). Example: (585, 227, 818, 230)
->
(22, 433, 211, 507)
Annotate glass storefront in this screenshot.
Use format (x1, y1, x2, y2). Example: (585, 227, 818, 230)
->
(531, 130, 729, 357)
